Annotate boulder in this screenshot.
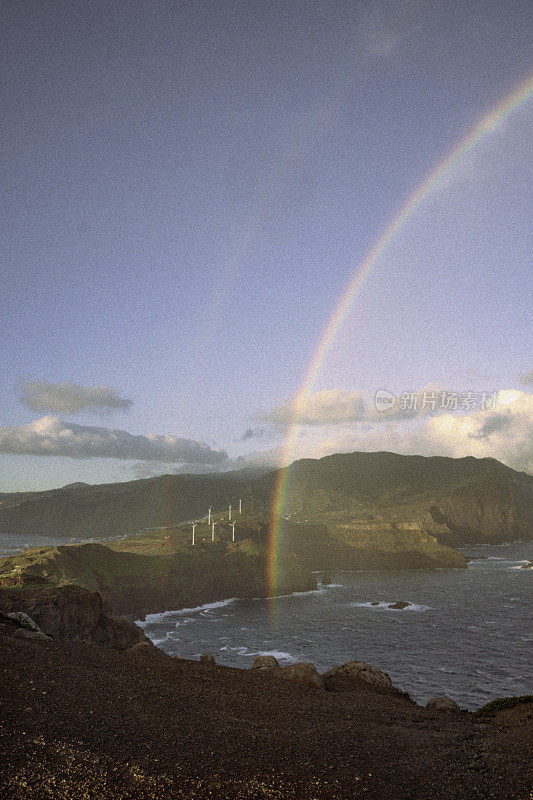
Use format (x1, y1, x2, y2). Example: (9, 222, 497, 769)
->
(279, 662, 323, 690)
(128, 641, 152, 653)
(0, 585, 145, 649)
(323, 660, 393, 690)
(426, 695, 461, 712)
(172, 653, 183, 660)
(370, 602, 380, 606)
(200, 652, 216, 665)
(388, 601, 411, 609)
(0, 611, 42, 631)
(12, 628, 51, 641)
(250, 655, 280, 671)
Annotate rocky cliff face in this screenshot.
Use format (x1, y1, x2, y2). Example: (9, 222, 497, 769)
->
(0, 584, 145, 649)
(0, 541, 317, 620)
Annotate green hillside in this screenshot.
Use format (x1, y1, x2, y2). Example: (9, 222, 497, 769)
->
(1, 452, 531, 548)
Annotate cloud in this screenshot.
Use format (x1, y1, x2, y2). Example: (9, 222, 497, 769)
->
(266, 384, 505, 427)
(468, 414, 513, 439)
(520, 370, 533, 386)
(18, 381, 133, 414)
(274, 389, 533, 475)
(0, 417, 227, 464)
(265, 389, 366, 426)
(241, 427, 265, 441)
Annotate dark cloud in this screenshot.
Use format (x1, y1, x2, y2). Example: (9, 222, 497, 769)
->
(18, 381, 133, 414)
(241, 427, 264, 441)
(469, 414, 513, 439)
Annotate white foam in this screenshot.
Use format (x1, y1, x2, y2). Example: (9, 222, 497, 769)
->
(218, 645, 297, 663)
(138, 597, 237, 625)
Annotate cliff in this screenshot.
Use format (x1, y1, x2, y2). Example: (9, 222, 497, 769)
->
(0, 535, 316, 619)
(0, 583, 144, 648)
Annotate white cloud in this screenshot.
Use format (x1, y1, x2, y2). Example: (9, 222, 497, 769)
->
(0, 417, 227, 464)
(274, 389, 533, 475)
(18, 381, 133, 414)
(265, 388, 366, 426)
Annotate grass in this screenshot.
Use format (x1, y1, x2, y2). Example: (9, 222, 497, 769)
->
(475, 695, 533, 715)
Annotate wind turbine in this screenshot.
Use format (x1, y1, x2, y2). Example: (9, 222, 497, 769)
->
(191, 522, 197, 546)
(230, 520, 236, 542)
(239, 499, 242, 514)
(228, 504, 232, 521)
(211, 520, 217, 542)
(208, 507, 212, 525)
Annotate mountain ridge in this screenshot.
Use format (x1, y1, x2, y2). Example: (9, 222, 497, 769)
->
(0, 451, 531, 547)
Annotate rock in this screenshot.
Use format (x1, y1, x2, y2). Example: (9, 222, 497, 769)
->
(370, 602, 380, 606)
(0, 585, 145, 650)
(12, 628, 51, 641)
(426, 695, 461, 712)
(128, 641, 152, 653)
(321, 574, 331, 586)
(388, 601, 411, 609)
(200, 652, 216, 665)
(0, 572, 49, 589)
(172, 653, 183, 660)
(250, 655, 280, 671)
(323, 660, 394, 690)
(278, 662, 323, 690)
(0, 611, 42, 631)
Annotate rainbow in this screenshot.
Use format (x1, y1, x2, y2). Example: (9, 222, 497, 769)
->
(266, 74, 533, 617)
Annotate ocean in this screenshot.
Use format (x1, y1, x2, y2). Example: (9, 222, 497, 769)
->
(1, 532, 530, 709)
(137, 541, 532, 710)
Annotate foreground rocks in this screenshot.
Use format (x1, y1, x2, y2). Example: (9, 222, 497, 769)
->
(0, 584, 145, 649)
(250, 654, 280, 671)
(1, 631, 531, 800)
(323, 660, 395, 691)
(279, 661, 324, 690)
(0, 611, 52, 641)
(426, 695, 462, 712)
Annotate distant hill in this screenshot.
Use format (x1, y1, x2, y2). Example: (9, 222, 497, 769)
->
(0, 452, 531, 547)
(255, 452, 533, 546)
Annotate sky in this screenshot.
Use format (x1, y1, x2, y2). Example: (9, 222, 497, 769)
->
(1, 0, 532, 491)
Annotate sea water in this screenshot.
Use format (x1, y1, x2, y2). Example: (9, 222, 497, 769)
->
(138, 541, 532, 710)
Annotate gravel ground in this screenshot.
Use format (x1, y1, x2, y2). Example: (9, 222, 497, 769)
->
(0, 633, 531, 800)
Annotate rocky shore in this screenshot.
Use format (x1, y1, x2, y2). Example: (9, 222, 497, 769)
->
(0, 599, 532, 800)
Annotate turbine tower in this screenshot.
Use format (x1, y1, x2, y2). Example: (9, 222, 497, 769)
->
(239, 499, 242, 514)
(191, 522, 197, 546)
(208, 507, 211, 524)
(211, 520, 216, 542)
(231, 520, 236, 542)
